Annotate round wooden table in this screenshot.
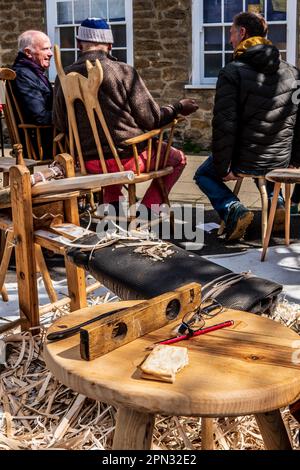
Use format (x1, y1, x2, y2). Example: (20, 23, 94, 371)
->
(44, 302, 300, 450)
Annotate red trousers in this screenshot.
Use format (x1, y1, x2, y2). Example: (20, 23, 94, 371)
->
(85, 142, 186, 208)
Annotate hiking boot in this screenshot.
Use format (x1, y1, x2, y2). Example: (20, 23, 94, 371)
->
(225, 202, 254, 241)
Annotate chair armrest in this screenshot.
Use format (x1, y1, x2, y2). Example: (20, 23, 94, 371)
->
(53, 132, 65, 143)
(18, 124, 52, 129)
(122, 118, 185, 146)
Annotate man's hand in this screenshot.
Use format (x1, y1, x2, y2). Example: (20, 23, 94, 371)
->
(222, 171, 239, 181)
(179, 99, 199, 116)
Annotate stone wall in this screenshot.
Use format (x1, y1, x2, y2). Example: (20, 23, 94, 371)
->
(0, 0, 46, 67)
(133, 0, 213, 150)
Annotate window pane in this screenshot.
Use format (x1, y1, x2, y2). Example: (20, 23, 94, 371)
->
(60, 27, 75, 48)
(246, 1, 264, 15)
(61, 51, 75, 68)
(74, 0, 90, 23)
(111, 25, 126, 48)
(57, 1, 73, 25)
(109, 0, 125, 21)
(268, 24, 286, 50)
(204, 54, 222, 78)
(267, 0, 286, 21)
(225, 26, 232, 50)
(224, 0, 243, 23)
(204, 27, 222, 51)
(112, 49, 127, 63)
(91, 0, 107, 19)
(203, 0, 221, 23)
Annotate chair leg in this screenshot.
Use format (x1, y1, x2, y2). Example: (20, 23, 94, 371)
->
(218, 177, 243, 236)
(284, 183, 291, 246)
(257, 177, 268, 243)
(0, 230, 14, 302)
(261, 182, 281, 261)
(201, 417, 215, 450)
(34, 244, 58, 304)
(128, 183, 137, 229)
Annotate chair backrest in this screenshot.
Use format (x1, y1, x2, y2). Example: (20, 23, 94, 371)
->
(0, 67, 56, 161)
(0, 68, 22, 149)
(54, 45, 179, 177)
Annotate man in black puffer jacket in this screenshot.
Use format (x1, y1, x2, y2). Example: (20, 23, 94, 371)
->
(194, 12, 300, 241)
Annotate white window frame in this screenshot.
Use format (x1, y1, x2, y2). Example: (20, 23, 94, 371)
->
(187, 0, 297, 89)
(46, 0, 133, 81)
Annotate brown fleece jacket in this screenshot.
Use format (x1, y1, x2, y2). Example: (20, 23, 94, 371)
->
(53, 50, 182, 160)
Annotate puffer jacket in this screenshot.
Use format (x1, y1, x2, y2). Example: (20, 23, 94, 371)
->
(212, 43, 300, 177)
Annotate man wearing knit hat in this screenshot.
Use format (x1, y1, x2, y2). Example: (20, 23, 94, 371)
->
(53, 18, 198, 213)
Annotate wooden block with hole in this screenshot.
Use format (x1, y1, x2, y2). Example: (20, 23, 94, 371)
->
(80, 283, 201, 360)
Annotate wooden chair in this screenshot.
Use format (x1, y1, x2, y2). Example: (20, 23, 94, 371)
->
(0, 67, 65, 161)
(261, 168, 300, 261)
(54, 45, 181, 224)
(218, 174, 268, 243)
(1, 151, 134, 330)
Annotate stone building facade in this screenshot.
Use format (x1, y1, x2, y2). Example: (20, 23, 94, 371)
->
(0, 0, 299, 150)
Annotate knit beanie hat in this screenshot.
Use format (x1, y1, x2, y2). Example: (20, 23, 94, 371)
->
(76, 18, 114, 44)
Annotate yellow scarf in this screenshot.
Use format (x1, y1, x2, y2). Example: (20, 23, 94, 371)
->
(233, 36, 272, 59)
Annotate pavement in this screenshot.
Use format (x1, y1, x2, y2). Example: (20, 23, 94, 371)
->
(137, 154, 265, 209)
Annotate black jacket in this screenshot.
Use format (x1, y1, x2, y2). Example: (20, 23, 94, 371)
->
(212, 44, 300, 177)
(12, 55, 53, 125)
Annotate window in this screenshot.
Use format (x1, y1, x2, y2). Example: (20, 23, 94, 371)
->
(189, 0, 297, 88)
(46, 0, 133, 81)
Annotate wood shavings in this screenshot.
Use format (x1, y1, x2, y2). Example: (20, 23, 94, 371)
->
(133, 242, 174, 261)
(0, 296, 299, 450)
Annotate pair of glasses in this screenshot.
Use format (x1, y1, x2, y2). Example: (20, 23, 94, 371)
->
(177, 298, 223, 335)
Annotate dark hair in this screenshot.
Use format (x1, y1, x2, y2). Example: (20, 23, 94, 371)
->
(233, 12, 268, 38)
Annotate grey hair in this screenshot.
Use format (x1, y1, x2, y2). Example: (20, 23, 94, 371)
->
(18, 30, 49, 52)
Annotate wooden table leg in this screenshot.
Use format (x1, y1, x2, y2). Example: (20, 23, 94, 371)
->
(112, 407, 155, 450)
(255, 409, 292, 450)
(201, 417, 215, 450)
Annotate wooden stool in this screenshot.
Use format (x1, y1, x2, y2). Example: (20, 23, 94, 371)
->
(261, 169, 300, 261)
(218, 174, 268, 243)
(44, 305, 300, 450)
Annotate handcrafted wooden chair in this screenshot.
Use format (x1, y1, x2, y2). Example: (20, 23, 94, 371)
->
(261, 168, 300, 261)
(0, 149, 134, 331)
(54, 45, 181, 224)
(218, 174, 268, 243)
(0, 67, 66, 161)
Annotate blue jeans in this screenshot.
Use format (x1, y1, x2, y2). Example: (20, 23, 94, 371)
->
(194, 156, 284, 221)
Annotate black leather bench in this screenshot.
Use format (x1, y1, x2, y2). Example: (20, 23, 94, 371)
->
(67, 233, 282, 315)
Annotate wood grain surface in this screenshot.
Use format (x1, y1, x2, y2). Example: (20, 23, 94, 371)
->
(44, 307, 300, 418)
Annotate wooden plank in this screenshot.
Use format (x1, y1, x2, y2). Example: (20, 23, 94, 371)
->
(34, 230, 68, 254)
(10, 165, 39, 330)
(80, 283, 201, 360)
(50, 223, 93, 240)
(31, 169, 135, 196)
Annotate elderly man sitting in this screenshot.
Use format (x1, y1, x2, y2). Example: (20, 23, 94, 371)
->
(12, 30, 53, 157)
